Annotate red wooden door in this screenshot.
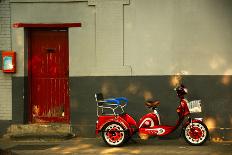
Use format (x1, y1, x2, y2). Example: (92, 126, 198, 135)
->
(28, 29, 70, 123)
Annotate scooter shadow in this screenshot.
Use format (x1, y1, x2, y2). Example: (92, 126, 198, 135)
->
(127, 137, 186, 146)
(97, 137, 189, 148)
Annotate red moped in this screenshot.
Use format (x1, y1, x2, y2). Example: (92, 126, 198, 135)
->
(95, 84, 209, 146)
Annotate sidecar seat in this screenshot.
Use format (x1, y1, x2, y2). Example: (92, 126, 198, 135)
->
(94, 93, 128, 116)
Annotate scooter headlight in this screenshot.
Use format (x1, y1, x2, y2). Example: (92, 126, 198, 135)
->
(184, 88, 188, 94)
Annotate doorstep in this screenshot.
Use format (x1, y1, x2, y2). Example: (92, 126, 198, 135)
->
(3, 123, 75, 141)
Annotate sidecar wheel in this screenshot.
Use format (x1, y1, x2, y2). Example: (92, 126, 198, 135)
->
(102, 122, 127, 147)
(184, 122, 209, 146)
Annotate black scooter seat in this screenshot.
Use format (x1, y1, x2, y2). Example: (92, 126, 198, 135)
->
(145, 100, 160, 108)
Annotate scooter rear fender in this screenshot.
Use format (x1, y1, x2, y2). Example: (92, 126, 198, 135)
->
(96, 114, 137, 136)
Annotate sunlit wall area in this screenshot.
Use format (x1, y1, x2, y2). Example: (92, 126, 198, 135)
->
(124, 0, 232, 75)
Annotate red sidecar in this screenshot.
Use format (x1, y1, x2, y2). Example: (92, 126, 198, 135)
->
(95, 93, 137, 146)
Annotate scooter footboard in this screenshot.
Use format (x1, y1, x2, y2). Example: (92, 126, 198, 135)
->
(139, 125, 175, 137)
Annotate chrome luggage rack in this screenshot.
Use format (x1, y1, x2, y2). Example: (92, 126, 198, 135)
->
(94, 93, 128, 116)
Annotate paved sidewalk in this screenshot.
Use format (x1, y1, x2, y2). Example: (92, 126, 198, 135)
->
(0, 138, 232, 155)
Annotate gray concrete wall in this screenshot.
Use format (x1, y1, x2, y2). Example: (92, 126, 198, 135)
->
(6, 0, 232, 140)
(0, 0, 12, 121)
(69, 76, 232, 139)
(124, 0, 232, 75)
(11, 0, 232, 76)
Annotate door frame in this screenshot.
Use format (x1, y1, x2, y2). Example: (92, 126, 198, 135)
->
(13, 22, 81, 124)
(27, 28, 70, 123)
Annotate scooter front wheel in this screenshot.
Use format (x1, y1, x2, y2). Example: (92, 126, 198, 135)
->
(184, 122, 209, 146)
(102, 122, 127, 147)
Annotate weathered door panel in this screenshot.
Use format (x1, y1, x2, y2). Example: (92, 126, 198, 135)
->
(29, 29, 70, 123)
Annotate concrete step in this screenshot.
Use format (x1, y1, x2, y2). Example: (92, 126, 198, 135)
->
(3, 124, 74, 140)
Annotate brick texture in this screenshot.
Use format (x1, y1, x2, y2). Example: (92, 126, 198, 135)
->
(0, 74, 12, 120)
(0, 0, 12, 120)
(0, 0, 11, 50)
